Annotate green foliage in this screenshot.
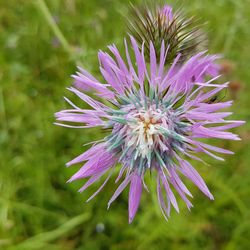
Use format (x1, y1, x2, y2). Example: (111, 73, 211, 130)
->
(0, 0, 250, 249)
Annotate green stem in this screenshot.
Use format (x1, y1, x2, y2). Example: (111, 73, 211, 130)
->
(13, 213, 91, 248)
(35, 0, 73, 55)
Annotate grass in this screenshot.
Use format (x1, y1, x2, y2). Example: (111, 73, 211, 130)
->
(0, 0, 250, 249)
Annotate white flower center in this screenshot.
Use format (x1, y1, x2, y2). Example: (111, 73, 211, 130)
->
(126, 109, 165, 158)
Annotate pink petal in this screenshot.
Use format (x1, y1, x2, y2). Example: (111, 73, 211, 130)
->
(128, 174, 142, 224)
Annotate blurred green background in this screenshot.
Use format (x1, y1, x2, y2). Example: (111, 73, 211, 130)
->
(1, 0, 250, 249)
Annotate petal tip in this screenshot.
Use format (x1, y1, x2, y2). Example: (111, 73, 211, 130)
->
(129, 216, 134, 224)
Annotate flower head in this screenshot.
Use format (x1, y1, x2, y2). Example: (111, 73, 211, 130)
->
(55, 37, 244, 223)
(127, 4, 206, 64)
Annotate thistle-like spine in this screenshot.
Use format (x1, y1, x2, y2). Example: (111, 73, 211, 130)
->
(127, 3, 207, 64)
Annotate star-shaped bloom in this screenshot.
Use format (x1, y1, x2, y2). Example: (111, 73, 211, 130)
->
(55, 37, 244, 223)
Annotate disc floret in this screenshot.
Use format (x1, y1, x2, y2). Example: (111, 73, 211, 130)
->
(106, 94, 188, 177)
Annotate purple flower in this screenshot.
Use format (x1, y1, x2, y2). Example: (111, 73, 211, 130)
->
(159, 5, 173, 22)
(55, 37, 244, 223)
